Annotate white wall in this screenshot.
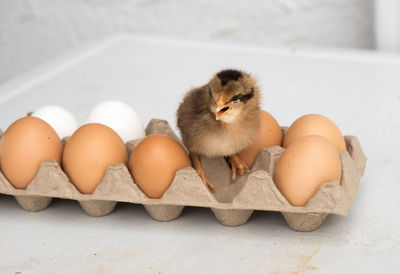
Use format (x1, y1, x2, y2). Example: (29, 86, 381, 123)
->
(375, 0, 400, 51)
(0, 0, 375, 83)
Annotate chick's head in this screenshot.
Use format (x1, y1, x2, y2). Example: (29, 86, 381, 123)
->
(208, 69, 260, 124)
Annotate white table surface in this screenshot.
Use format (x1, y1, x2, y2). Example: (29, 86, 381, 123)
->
(0, 34, 399, 274)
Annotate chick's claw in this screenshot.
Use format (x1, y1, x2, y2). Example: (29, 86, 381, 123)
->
(229, 154, 249, 182)
(197, 169, 215, 191)
(191, 153, 215, 191)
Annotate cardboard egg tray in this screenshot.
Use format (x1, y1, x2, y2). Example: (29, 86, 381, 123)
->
(0, 119, 366, 232)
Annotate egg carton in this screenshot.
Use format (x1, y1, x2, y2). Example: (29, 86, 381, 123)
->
(0, 119, 366, 232)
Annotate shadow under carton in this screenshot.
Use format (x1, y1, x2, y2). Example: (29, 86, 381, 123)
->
(0, 119, 366, 231)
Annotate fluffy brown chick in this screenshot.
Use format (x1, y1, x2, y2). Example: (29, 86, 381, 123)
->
(177, 69, 261, 190)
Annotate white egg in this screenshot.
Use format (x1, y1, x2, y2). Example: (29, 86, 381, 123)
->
(85, 100, 145, 143)
(32, 105, 78, 138)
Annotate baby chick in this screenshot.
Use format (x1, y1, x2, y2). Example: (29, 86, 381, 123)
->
(177, 69, 261, 190)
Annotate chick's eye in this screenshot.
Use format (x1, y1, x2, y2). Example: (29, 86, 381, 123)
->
(229, 94, 242, 103)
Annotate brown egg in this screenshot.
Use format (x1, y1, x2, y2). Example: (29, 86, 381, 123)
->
(0, 117, 62, 189)
(283, 114, 346, 151)
(274, 135, 341, 206)
(62, 123, 128, 194)
(129, 134, 191, 199)
(238, 110, 282, 168)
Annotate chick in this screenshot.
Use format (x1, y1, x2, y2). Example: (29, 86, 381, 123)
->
(177, 69, 261, 190)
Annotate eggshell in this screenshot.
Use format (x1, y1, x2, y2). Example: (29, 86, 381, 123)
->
(0, 117, 62, 189)
(129, 134, 191, 199)
(62, 123, 128, 194)
(85, 100, 145, 143)
(32, 105, 78, 138)
(274, 135, 341, 206)
(283, 114, 346, 151)
(238, 110, 282, 168)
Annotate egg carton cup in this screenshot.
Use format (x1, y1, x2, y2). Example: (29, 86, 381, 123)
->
(0, 119, 366, 232)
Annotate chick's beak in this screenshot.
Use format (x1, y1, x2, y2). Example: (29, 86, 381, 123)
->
(215, 96, 230, 120)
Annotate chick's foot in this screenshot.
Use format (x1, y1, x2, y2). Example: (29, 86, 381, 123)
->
(191, 153, 215, 191)
(228, 154, 249, 182)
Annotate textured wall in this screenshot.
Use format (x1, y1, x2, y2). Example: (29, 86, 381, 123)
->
(0, 0, 375, 83)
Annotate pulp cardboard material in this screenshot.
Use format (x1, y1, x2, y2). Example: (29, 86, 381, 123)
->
(0, 119, 366, 231)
